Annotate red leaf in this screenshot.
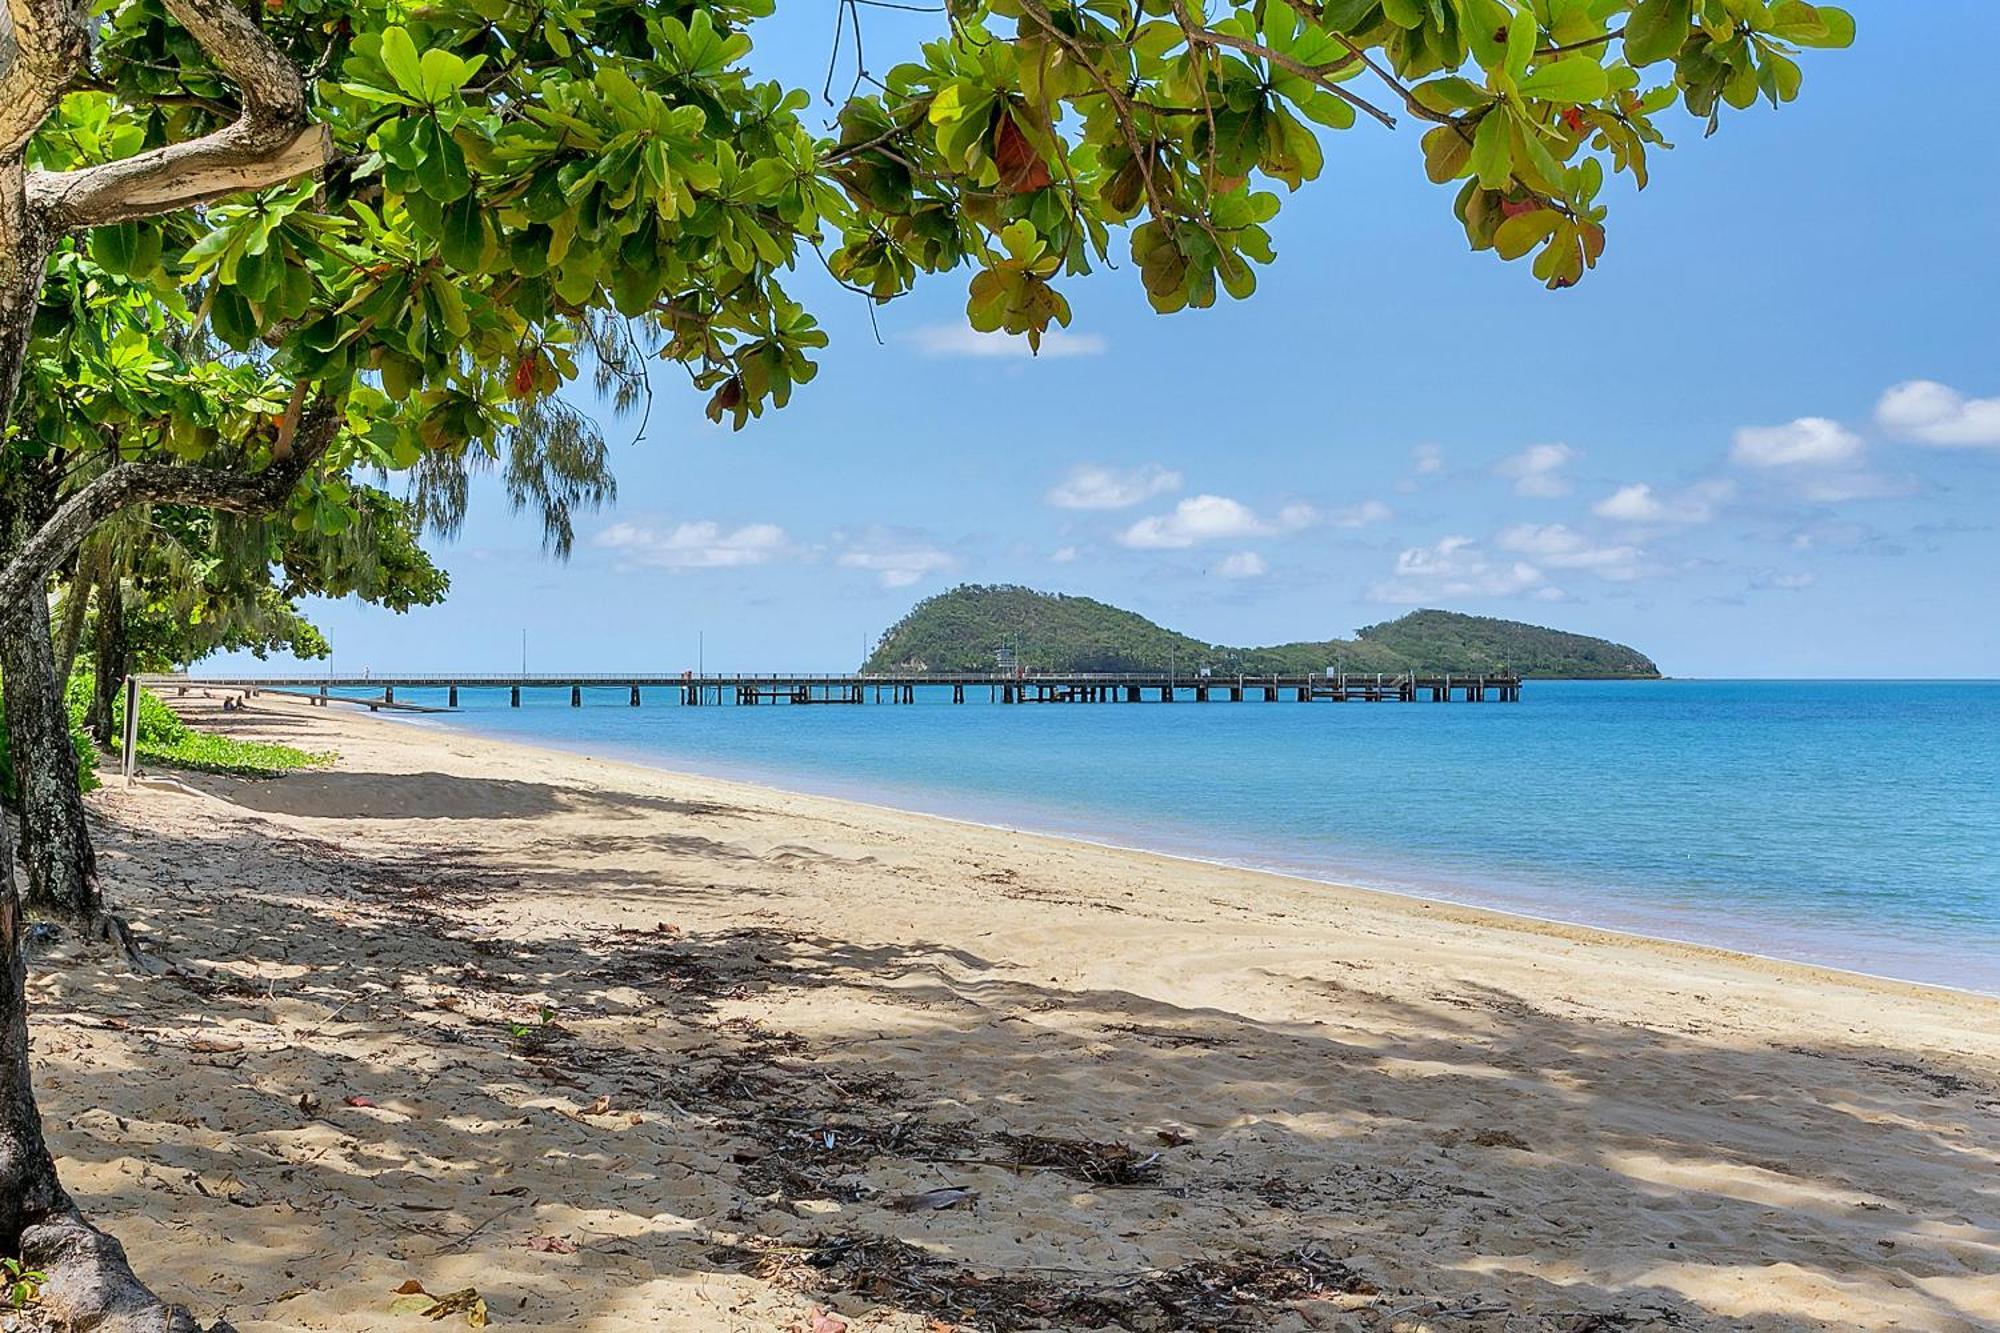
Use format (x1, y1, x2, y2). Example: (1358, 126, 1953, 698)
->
(512, 356, 537, 398)
(343, 1094, 377, 1108)
(992, 110, 1052, 194)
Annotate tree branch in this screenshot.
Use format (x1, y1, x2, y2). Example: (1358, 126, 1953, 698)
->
(1168, 0, 1396, 130)
(1275, 0, 1450, 126)
(24, 0, 329, 230)
(0, 395, 339, 619)
(0, 0, 89, 159)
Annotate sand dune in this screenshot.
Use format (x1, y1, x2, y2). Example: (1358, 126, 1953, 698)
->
(28, 693, 2000, 1331)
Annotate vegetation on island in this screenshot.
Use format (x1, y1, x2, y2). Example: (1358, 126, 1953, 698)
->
(866, 585, 1660, 678)
(0, 0, 1848, 1324)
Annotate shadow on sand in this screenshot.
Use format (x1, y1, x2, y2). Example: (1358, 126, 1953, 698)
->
(37, 754, 2000, 1333)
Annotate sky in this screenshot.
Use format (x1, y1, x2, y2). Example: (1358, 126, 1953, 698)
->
(228, 1, 2000, 679)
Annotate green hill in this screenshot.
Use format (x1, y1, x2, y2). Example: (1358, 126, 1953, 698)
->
(863, 586, 1660, 679)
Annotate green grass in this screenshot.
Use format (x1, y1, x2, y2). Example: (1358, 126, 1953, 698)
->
(134, 730, 334, 778)
(65, 676, 334, 779)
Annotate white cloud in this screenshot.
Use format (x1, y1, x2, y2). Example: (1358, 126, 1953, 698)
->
(1216, 551, 1267, 579)
(1731, 417, 1864, 468)
(1329, 499, 1393, 528)
(1875, 380, 2000, 448)
(1496, 523, 1644, 581)
(1495, 443, 1577, 497)
(837, 544, 956, 588)
(1796, 471, 1916, 504)
(910, 325, 1107, 359)
(1367, 536, 1546, 604)
(1592, 480, 1728, 525)
(594, 520, 793, 570)
(1045, 463, 1182, 510)
(1118, 495, 1315, 549)
(1049, 545, 1079, 564)
(1754, 571, 1818, 591)
(1412, 443, 1445, 475)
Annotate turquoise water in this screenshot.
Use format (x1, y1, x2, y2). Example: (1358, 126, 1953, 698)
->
(334, 680, 2000, 993)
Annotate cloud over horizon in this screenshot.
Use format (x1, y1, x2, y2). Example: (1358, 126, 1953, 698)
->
(1118, 494, 1316, 549)
(1496, 443, 1578, 497)
(1046, 463, 1183, 510)
(1592, 480, 1730, 526)
(594, 520, 794, 570)
(1497, 523, 1645, 581)
(1876, 380, 2000, 448)
(1368, 535, 1550, 604)
(910, 325, 1108, 360)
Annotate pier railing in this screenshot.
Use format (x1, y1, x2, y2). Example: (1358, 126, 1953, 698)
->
(147, 670, 1523, 710)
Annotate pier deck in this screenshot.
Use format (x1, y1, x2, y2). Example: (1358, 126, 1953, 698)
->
(151, 671, 1523, 710)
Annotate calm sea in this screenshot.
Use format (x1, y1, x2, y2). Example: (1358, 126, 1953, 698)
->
(333, 679, 1999, 993)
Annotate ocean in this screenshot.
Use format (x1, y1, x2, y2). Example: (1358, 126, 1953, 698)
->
(336, 679, 1999, 994)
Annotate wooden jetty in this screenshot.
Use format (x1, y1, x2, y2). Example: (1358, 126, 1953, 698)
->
(151, 671, 1523, 710)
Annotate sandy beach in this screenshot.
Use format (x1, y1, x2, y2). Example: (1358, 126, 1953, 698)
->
(26, 692, 2000, 1331)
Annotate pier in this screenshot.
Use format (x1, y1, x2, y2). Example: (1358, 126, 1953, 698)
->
(151, 671, 1523, 710)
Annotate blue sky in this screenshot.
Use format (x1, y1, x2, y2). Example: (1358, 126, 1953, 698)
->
(242, 2, 1999, 679)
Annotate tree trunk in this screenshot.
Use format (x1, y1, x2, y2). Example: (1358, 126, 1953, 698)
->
(0, 593, 101, 919)
(86, 570, 125, 752)
(51, 568, 90, 679)
(0, 806, 201, 1331)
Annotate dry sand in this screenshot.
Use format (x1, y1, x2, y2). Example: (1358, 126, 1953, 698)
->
(25, 693, 2000, 1331)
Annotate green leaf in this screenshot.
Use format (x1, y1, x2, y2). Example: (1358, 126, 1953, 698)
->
(1774, 3, 1855, 48)
(438, 194, 487, 271)
(1493, 207, 1560, 260)
(1412, 77, 1494, 115)
(418, 48, 479, 102)
(1505, 11, 1537, 79)
(89, 224, 140, 275)
(1516, 58, 1610, 103)
(1469, 112, 1511, 189)
(1422, 125, 1472, 184)
(1624, 0, 1692, 67)
(379, 27, 424, 100)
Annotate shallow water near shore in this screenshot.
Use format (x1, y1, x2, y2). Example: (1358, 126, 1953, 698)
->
(318, 678, 2000, 993)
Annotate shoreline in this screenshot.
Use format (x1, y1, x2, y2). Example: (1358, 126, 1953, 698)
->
(52, 691, 2000, 1332)
(382, 700, 2000, 1004)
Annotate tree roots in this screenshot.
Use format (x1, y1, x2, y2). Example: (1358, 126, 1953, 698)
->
(19, 1206, 209, 1332)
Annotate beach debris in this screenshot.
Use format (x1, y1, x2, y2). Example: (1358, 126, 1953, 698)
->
(296, 1091, 322, 1117)
(725, 1233, 1374, 1331)
(735, 1116, 979, 1205)
(388, 1279, 489, 1326)
(1154, 1128, 1194, 1147)
(1104, 1022, 1224, 1049)
(521, 1234, 578, 1254)
(583, 1094, 614, 1116)
(885, 1186, 977, 1213)
(343, 1094, 378, 1109)
(993, 1132, 1163, 1185)
(797, 1309, 847, 1333)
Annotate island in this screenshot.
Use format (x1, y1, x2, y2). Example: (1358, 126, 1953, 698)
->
(864, 584, 1661, 679)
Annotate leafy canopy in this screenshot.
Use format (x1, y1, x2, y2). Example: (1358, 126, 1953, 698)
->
(21, 0, 1852, 480)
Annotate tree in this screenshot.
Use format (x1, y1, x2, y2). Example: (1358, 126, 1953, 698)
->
(0, 0, 1853, 1325)
(79, 486, 452, 736)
